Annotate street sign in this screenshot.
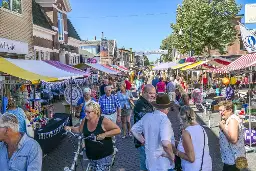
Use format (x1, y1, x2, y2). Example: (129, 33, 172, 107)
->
(245, 4, 256, 24)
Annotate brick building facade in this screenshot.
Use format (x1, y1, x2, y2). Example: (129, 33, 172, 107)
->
(33, 0, 82, 65)
(0, 0, 34, 59)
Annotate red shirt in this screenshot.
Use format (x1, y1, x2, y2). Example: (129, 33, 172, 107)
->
(125, 80, 132, 90)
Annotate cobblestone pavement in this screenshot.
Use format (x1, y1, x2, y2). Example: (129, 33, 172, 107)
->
(43, 100, 255, 171)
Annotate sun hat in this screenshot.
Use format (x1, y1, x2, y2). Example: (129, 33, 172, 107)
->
(151, 94, 171, 109)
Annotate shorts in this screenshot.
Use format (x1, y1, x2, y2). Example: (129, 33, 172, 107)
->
(89, 155, 112, 171)
(138, 146, 147, 170)
(121, 109, 131, 117)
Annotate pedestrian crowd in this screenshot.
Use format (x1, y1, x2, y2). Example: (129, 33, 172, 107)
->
(0, 70, 248, 171)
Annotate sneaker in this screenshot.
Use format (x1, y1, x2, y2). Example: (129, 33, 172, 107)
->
(129, 132, 132, 137)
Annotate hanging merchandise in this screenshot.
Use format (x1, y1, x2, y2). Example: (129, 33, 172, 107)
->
(91, 74, 98, 83)
(64, 84, 82, 105)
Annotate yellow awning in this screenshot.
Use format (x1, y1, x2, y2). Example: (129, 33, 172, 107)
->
(180, 60, 209, 71)
(172, 62, 193, 69)
(0, 57, 57, 83)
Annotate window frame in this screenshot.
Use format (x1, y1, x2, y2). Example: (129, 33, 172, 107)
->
(57, 12, 64, 41)
(0, 0, 22, 14)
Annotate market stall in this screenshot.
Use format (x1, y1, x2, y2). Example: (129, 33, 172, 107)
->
(0, 57, 91, 154)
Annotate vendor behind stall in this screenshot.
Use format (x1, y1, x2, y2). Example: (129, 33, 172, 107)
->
(76, 88, 96, 123)
(5, 97, 26, 133)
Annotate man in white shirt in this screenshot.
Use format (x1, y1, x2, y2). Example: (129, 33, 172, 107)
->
(131, 94, 175, 171)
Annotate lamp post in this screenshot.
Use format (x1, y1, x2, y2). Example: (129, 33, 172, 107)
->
(179, 27, 193, 57)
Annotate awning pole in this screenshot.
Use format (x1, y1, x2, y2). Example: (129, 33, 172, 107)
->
(70, 78, 73, 116)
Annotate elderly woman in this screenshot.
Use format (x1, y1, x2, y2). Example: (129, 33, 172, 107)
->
(174, 106, 212, 171)
(76, 88, 96, 123)
(65, 101, 121, 170)
(117, 83, 134, 138)
(6, 97, 26, 133)
(218, 101, 246, 171)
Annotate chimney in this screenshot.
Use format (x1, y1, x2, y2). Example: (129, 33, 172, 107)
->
(101, 32, 104, 39)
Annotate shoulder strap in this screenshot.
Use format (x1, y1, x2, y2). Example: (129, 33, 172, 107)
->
(200, 126, 205, 171)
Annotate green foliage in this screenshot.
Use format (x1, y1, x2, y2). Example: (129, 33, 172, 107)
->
(144, 55, 150, 66)
(160, 35, 173, 62)
(171, 0, 241, 57)
(2, 0, 9, 9)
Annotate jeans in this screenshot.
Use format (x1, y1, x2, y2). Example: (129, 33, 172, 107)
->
(138, 146, 147, 170)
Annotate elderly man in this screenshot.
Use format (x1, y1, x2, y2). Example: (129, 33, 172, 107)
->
(133, 84, 156, 171)
(100, 78, 109, 96)
(132, 94, 175, 171)
(99, 85, 121, 151)
(0, 113, 42, 171)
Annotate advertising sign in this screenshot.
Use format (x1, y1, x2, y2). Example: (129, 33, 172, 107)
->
(245, 4, 256, 24)
(0, 38, 28, 54)
(100, 39, 108, 57)
(135, 50, 168, 55)
(86, 57, 100, 64)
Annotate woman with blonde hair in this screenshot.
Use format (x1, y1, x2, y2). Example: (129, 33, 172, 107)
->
(65, 101, 121, 170)
(174, 106, 212, 171)
(218, 101, 246, 171)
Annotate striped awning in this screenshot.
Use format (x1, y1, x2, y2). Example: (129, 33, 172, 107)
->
(207, 68, 229, 74)
(224, 53, 256, 71)
(180, 61, 209, 71)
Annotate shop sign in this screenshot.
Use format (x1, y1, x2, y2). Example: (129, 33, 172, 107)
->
(87, 57, 100, 64)
(0, 38, 28, 54)
(245, 4, 256, 24)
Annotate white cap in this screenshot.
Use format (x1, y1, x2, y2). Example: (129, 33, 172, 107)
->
(83, 87, 91, 94)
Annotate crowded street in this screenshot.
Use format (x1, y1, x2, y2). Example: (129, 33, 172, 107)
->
(1, 0, 256, 171)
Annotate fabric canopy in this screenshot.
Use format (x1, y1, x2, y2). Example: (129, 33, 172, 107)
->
(44, 60, 90, 77)
(110, 65, 128, 72)
(181, 61, 209, 71)
(119, 66, 128, 71)
(85, 63, 118, 75)
(223, 53, 256, 71)
(207, 57, 231, 67)
(103, 64, 120, 72)
(172, 62, 193, 69)
(5, 58, 84, 80)
(0, 57, 57, 82)
(207, 68, 229, 74)
(153, 62, 178, 70)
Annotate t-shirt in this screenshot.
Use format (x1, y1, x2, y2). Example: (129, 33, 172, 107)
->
(156, 81, 166, 93)
(125, 80, 132, 90)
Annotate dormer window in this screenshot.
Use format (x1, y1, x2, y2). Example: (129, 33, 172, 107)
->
(0, 0, 22, 14)
(58, 12, 64, 41)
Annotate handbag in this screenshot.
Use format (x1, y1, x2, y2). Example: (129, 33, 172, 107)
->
(199, 126, 206, 171)
(228, 142, 248, 169)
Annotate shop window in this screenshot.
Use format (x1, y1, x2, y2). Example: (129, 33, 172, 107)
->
(45, 52, 49, 60)
(0, 0, 22, 14)
(35, 51, 39, 60)
(58, 12, 64, 41)
(40, 51, 44, 60)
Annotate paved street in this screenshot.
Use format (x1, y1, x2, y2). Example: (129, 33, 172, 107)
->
(42, 101, 255, 171)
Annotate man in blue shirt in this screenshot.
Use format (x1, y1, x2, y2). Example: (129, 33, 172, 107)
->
(0, 113, 42, 171)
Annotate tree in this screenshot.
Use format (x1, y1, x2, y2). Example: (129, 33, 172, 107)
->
(144, 55, 150, 66)
(160, 35, 174, 62)
(171, 0, 241, 57)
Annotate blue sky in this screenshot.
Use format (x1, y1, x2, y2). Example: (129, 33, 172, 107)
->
(68, 0, 256, 62)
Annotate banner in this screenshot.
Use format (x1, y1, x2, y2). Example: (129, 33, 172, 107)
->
(135, 50, 168, 55)
(239, 23, 256, 53)
(100, 39, 108, 57)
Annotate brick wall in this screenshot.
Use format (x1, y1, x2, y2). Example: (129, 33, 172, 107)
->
(33, 36, 53, 49)
(0, 0, 33, 59)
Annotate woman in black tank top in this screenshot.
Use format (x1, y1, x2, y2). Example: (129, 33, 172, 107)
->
(64, 101, 121, 170)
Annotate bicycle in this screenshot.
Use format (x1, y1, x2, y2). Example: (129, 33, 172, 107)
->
(63, 131, 116, 171)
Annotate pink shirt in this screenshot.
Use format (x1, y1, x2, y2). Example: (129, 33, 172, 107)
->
(156, 81, 166, 93)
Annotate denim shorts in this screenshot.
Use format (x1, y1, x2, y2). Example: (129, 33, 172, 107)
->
(138, 146, 147, 170)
